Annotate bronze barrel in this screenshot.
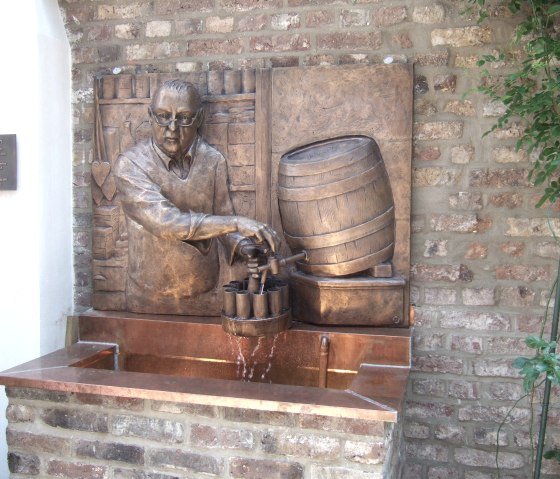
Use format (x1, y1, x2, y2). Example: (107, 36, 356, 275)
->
(278, 136, 395, 277)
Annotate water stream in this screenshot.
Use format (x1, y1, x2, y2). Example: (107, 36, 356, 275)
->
(229, 334, 279, 383)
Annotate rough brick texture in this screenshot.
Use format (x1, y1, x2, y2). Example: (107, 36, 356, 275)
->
(55, 1, 560, 478)
(5, 388, 399, 479)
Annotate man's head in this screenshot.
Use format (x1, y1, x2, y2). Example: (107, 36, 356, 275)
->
(149, 80, 203, 159)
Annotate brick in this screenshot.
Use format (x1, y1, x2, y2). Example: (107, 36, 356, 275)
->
(449, 191, 483, 210)
(317, 31, 382, 50)
(149, 448, 223, 475)
(431, 26, 492, 47)
(76, 440, 144, 464)
(464, 242, 488, 259)
(404, 422, 430, 439)
(189, 38, 243, 56)
(414, 50, 449, 66)
(176, 62, 203, 72)
(113, 469, 179, 479)
(221, 0, 282, 11)
(414, 121, 463, 140)
(372, 6, 407, 27)
(229, 457, 303, 479)
(222, 407, 295, 426)
(428, 467, 460, 479)
(250, 33, 310, 52)
(493, 146, 529, 163)
(462, 287, 495, 306)
(6, 404, 35, 422)
(112, 415, 184, 443)
(451, 335, 483, 354)
(262, 431, 341, 459)
(309, 466, 380, 479)
(306, 10, 335, 27)
(146, 20, 171, 37)
(74, 393, 144, 410)
(500, 286, 535, 307)
(496, 265, 549, 281)
(175, 19, 204, 35)
(271, 13, 301, 30)
(341, 9, 370, 28)
(115, 23, 140, 39)
(412, 5, 445, 24)
(473, 359, 520, 378)
(490, 192, 523, 208)
(7, 429, 71, 454)
(430, 214, 478, 233)
(434, 424, 466, 444)
(434, 75, 457, 93)
(423, 239, 448, 257)
(415, 146, 441, 161)
(126, 42, 181, 61)
(41, 408, 108, 432)
(206, 16, 234, 33)
(424, 287, 457, 305)
(392, 33, 413, 49)
(449, 380, 480, 399)
(444, 100, 475, 116)
(440, 311, 510, 331)
(98, 3, 152, 20)
(451, 144, 474, 163)
(455, 448, 524, 469)
(304, 54, 336, 66)
(488, 338, 528, 356)
(506, 218, 560, 237)
(191, 424, 254, 450)
(406, 401, 455, 419)
(489, 382, 524, 401)
(413, 355, 463, 374)
(412, 378, 446, 397)
(494, 122, 525, 139)
(8, 452, 40, 475)
(470, 168, 530, 187)
(269, 56, 300, 67)
(344, 440, 386, 464)
(413, 331, 444, 351)
(536, 241, 560, 259)
(152, 401, 216, 417)
(499, 241, 525, 257)
(411, 263, 473, 282)
(458, 405, 529, 424)
(155, 0, 213, 14)
(414, 99, 437, 116)
(483, 99, 508, 117)
(47, 459, 106, 479)
(455, 54, 480, 67)
(406, 442, 448, 461)
(298, 415, 385, 436)
(413, 167, 459, 186)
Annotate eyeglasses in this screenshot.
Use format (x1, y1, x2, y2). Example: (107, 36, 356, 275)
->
(149, 107, 198, 127)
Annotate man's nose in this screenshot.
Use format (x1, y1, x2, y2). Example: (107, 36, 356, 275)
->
(167, 119, 178, 132)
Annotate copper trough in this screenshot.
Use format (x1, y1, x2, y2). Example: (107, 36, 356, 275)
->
(0, 311, 410, 422)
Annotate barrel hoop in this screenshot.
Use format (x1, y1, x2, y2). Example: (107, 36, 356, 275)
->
(279, 138, 374, 177)
(297, 243, 395, 276)
(284, 206, 394, 249)
(278, 162, 384, 202)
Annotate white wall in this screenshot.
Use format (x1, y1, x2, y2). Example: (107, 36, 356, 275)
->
(0, 1, 72, 475)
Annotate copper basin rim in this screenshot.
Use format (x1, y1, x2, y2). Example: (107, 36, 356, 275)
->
(0, 311, 411, 422)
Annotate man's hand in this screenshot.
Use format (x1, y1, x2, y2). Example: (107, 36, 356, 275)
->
(234, 217, 280, 252)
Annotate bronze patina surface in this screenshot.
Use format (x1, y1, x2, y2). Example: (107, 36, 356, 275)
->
(0, 311, 410, 421)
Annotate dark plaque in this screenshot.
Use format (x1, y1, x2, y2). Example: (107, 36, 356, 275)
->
(0, 134, 16, 190)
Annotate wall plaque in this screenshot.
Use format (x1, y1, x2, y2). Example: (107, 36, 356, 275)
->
(0, 134, 16, 190)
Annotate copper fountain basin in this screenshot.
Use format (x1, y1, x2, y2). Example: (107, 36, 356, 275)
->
(0, 311, 411, 422)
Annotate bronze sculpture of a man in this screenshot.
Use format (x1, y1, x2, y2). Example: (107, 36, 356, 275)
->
(115, 79, 279, 315)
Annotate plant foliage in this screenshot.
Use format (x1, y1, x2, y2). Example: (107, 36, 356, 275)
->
(472, 0, 560, 207)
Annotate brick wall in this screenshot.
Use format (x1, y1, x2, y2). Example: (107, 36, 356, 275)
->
(6, 387, 401, 478)
(58, 1, 560, 478)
